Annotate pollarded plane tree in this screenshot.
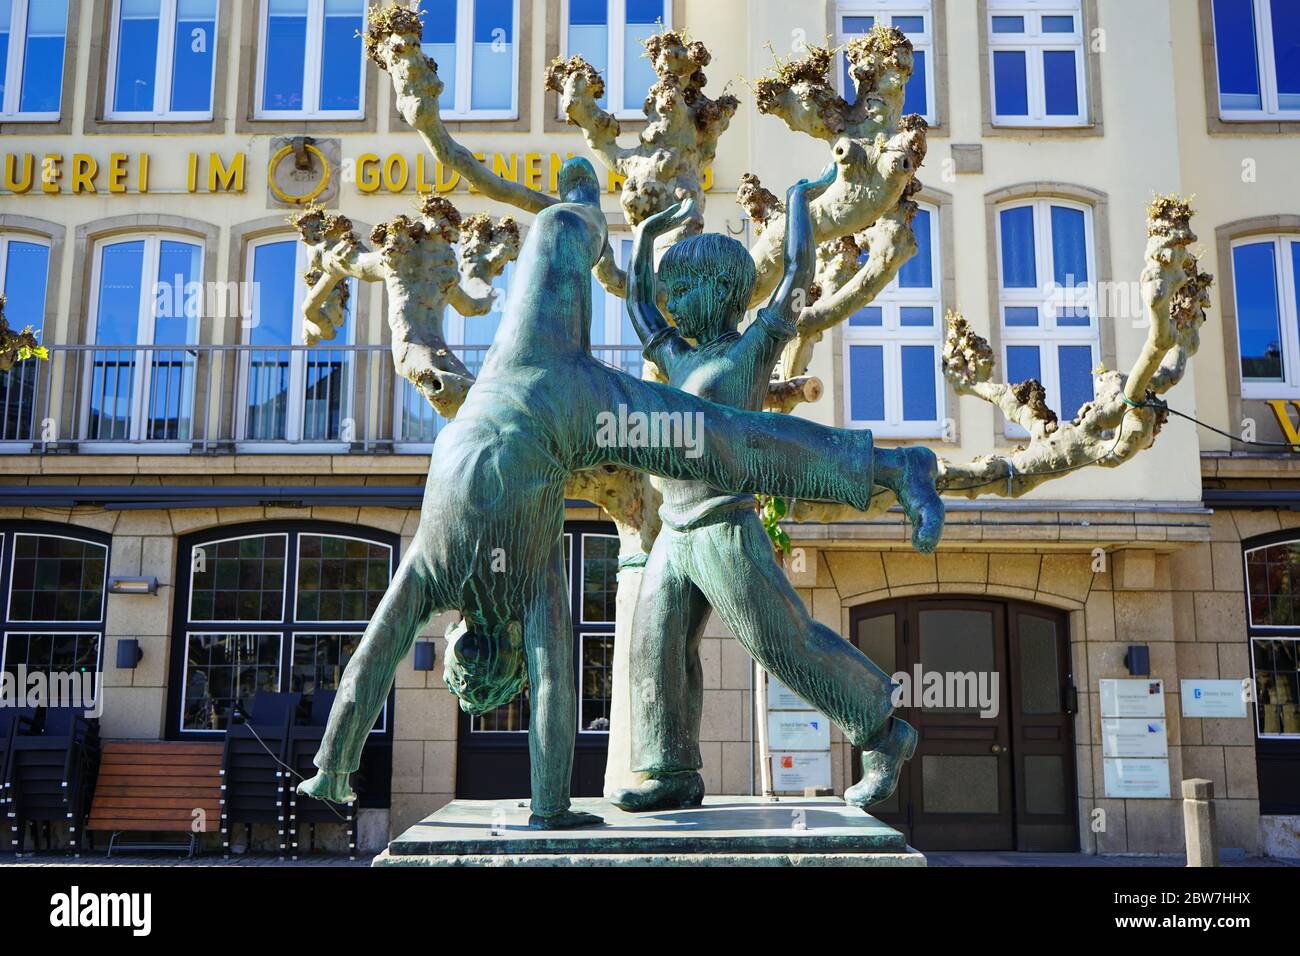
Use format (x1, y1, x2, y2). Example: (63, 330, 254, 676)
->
(303, 3, 1210, 791)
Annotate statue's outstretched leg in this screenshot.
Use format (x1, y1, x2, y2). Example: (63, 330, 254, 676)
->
(689, 512, 916, 808)
(525, 549, 603, 829)
(298, 549, 439, 803)
(610, 528, 710, 812)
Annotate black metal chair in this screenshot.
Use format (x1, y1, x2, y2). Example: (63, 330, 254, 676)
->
(219, 692, 300, 859)
(1, 707, 38, 854)
(7, 707, 100, 857)
(285, 690, 359, 860)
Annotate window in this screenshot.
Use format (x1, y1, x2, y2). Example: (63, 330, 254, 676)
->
(1232, 235, 1300, 398)
(0, 0, 69, 120)
(836, 2, 936, 124)
(420, 0, 518, 119)
(256, 0, 365, 118)
(988, 0, 1087, 126)
(563, 0, 668, 119)
(0, 235, 49, 443)
(177, 528, 395, 733)
(242, 236, 356, 445)
(996, 198, 1098, 431)
(1213, 0, 1300, 120)
(107, 0, 219, 120)
(1246, 540, 1300, 737)
(844, 204, 944, 437)
(0, 528, 108, 708)
(84, 235, 203, 445)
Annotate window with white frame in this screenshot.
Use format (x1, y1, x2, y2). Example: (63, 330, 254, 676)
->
(0, 0, 70, 120)
(243, 236, 357, 446)
(1245, 539, 1300, 737)
(563, 0, 668, 119)
(1213, 0, 1300, 120)
(836, 1, 936, 125)
(107, 0, 219, 120)
(1232, 234, 1300, 398)
(419, 0, 519, 119)
(256, 0, 365, 118)
(987, 0, 1088, 126)
(844, 204, 944, 437)
(996, 198, 1099, 432)
(0, 235, 50, 443)
(178, 528, 395, 733)
(85, 235, 204, 445)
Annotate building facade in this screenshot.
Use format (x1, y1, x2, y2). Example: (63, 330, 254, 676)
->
(0, 0, 1296, 856)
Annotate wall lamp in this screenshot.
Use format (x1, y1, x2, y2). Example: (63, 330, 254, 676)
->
(413, 642, 437, 672)
(1124, 644, 1150, 676)
(116, 639, 143, 669)
(108, 576, 158, 595)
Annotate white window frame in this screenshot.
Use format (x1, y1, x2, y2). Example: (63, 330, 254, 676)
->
(834, 1, 937, 126)
(0, 0, 68, 121)
(1215, 0, 1300, 121)
(996, 198, 1100, 435)
(843, 203, 945, 439)
(987, 0, 1088, 127)
(577, 631, 615, 735)
(291, 533, 394, 625)
(187, 532, 291, 625)
(1249, 636, 1300, 739)
(290, 631, 387, 732)
(5, 533, 109, 624)
(423, 0, 521, 120)
(1, 631, 104, 700)
(1233, 234, 1300, 400)
(560, 0, 672, 120)
(579, 532, 620, 625)
(105, 0, 219, 121)
(0, 234, 51, 453)
(179, 631, 284, 733)
(81, 234, 204, 451)
(238, 235, 357, 450)
(253, 0, 366, 120)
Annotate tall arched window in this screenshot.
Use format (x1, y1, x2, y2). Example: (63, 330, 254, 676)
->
(242, 236, 355, 446)
(836, 1, 936, 124)
(0, 233, 51, 444)
(996, 196, 1099, 434)
(1231, 233, 1300, 398)
(84, 234, 203, 446)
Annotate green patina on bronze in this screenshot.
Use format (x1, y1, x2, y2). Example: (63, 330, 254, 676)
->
(298, 157, 941, 828)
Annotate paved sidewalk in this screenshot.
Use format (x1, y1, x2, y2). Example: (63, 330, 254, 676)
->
(927, 851, 1299, 867)
(1, 852, 374, 867)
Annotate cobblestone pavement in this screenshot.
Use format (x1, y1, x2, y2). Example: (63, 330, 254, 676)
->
(1, 852, 375, 866)
(927, 851, 1300, 867)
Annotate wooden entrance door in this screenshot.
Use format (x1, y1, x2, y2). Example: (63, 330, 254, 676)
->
(850, 596, 1078, 851)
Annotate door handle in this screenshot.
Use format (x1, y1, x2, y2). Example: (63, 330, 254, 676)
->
(990, 744, 1007, 754)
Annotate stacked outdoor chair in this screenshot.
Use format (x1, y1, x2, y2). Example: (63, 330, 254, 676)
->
(1, 707, 38, 853)
(6, 707, 100, 857)
(219, 691, 300, 859)
(285, 690, 358, 860)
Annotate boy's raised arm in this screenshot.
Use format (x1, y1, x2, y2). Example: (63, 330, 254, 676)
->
(628, 199, 696, 362)
(764, 164, 837, 330)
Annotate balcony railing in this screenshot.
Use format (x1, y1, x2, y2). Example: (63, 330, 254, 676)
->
(0, 344, 645, 454)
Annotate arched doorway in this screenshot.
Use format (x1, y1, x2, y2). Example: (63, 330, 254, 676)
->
(850, 596, 1079, 851)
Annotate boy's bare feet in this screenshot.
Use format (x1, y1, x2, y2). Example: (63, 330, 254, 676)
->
(527, 809, 605, 829)
(845, 717, 918, 810)
(297, 770, 357, 804)
(895, 447, 945, 553)
(610, 771, 706, 812)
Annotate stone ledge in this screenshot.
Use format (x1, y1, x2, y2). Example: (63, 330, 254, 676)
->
(372, 849, 927, 867)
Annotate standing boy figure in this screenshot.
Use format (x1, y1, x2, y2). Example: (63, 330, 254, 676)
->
(612, 165, 944, 812)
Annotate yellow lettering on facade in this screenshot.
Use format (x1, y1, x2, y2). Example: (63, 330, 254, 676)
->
(468, 152, 486, 194)
(41, 154, 62, 194)
(702, 165, 714, 191)
(436, 161, 460, 193)
(208, 152, 244, 192)
(383, 154, 409, 193)
(416, 154, 434, 194)
(492, 153, 518, 183)
(607, 168, 626, 193)
(4, 154, 34, 193)
(138, 154, 150, 193)
(1266, 400, 1300, 451)
(356, 154, 382, 193)
(187, 153, 200, 193)
(524, 152, 543, 190)
(71, 154, 98, 194)
(109, 154, 129, 194)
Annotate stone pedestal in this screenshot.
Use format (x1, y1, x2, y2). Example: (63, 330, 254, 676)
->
(372, 796, 926, 867)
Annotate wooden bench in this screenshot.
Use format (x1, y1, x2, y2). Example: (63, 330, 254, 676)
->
(87, 741, 223, 857)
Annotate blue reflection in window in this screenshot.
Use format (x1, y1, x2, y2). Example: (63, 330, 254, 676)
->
(1214, 0, 1262, 110)
(624, 0, 662, 111)
(994, 50, 1028, 116)
(172, 0, 217, 112)
(1050, 206, 1088, 287)
(1233, 241, 1283, 380)
(420, 0, 457, 110)
(992, 16, 1024, 33)
(900, 307, 934, 328)
(263, 0, 307, 111)
(250, 241, 298, 346)
(115, 0, 160, 113)
(1005, 306, 1039, 327)
(842, 16, 874, 33)
(1042, 15, 1074, 33)
(849, 346, 885, 421)
(3, 242, 50, 334)
(1007, 345, 1041, 385)
(899, 208, 933, 288)
(19, 0, 67, 113)
(569, 0, 608, 108)
(0, 0, 9, 107)
(320, 0, 363, 111)
(472, 0, 514, 111)
(892, 15, 924, 33)
(154, 241, 201, 344)
(1273, 0, 1300, 109)
(95, 241, 147, 346)
(901, 345, 936, 421)
(1000, 206, 1037, 288)
(905, 49, 928, 116)
(1058, 345, 1094, 419)
(849, 306, 883, 328)
(1043, 49, 1079, 115)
